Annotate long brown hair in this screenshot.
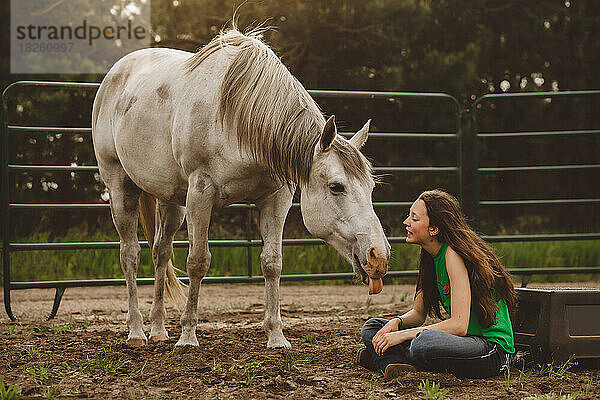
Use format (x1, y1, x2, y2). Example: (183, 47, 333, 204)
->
(414, 189, 517, 328)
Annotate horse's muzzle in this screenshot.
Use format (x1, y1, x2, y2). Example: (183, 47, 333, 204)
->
(364, 245, 389, 279)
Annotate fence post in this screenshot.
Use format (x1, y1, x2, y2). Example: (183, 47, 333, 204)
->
(456, 105, 463, 204)
(246, 205, 253, 280)
(2, 87, 16, 321)
(471, 99, 481, 230)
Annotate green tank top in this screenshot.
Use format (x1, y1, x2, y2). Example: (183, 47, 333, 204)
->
(433, 243, 515, 354)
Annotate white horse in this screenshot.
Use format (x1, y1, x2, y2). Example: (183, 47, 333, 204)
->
(92, 27, 389, 348)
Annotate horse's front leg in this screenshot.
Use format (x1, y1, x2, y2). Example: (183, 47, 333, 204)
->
(176, 174, 215, 347)
(256, 186, 294, 348)
(105, 173, 145, 346)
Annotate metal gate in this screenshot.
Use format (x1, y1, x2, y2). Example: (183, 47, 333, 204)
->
(471, 90, 600, 285)
(2, 81, 462, 320)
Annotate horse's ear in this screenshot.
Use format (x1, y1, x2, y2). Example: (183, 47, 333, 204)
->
(349, 119, 371, 150)
(320, 115, 337, 151)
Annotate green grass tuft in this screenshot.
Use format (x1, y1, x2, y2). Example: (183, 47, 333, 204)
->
(24, 365, 50, 382)
(90, 345, 130, 374)
(538, 357, 577, 381)
(303, 333, 318, 345)
(0, 377, 21, 400)
(418, 379, 449, 400)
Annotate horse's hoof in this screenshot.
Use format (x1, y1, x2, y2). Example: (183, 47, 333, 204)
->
(175, 340, 199, 347)
(267, 336, 291, 349)
(149, 334, 169, 342)
(126, 337, 147, 347)
(175, 334, 199, 347)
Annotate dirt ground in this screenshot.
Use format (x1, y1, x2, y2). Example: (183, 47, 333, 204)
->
(1, 282, 599, 399)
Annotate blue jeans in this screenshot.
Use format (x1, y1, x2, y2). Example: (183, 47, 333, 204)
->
(361, 317, 512, 378)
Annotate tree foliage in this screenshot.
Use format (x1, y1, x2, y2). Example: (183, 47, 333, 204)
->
(0, 0, 598, 237)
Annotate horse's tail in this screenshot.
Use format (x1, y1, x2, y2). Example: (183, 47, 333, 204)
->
(138, 191, 188, 309)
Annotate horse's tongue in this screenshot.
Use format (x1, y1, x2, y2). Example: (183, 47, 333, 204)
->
(368, 277, 383, 295)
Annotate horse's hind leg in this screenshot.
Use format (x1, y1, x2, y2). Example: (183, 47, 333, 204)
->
(149, 201, 185, 342)
(256, 186, 294, 348)
(105, 172, 145, 346)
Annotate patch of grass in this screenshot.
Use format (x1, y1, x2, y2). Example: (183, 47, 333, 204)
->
(390, 292, 410, 303)
(368, 374, 383, 391)
(130, 361, 148, 379)
(7, 325, 20, 335)
(283, 350, 298, 371)
(510, 353, 533, 390)
(32, 325, 53, 333)
(518, 364, 533, 390)
(75, 358, 94, 373)
(303, 333, 317, 345)
(10, 231, 125, 281)
(53, 322, 79, 334)
(21, 346, 42, 360)
(310, 301, 326, 309)
(93, 346, 130, 374)
(365, 297, 373, 313)
(492, 240, 600, 283)
(504, 366, 512, 391)
(32, 323, 80, 334)
(582, 375, 596, 396)
(240, 361, 264, 386)
(0, 354, 12, 372)
(10, 230, 598, 283)
(418, 379, 449, 400)
(538, 357, 577, 381)
(158, 356, 174, 370)
(350, 334, 364, 349)
(43, 384, 60, 400)
(0, 377, 21, 400)
(24, 365, 50, 382)
(51, 323, 73, 334)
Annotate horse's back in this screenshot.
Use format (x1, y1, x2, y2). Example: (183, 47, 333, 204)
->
(93, 41, 278, 206)
(93, 47, 191, 132)
(92, 47, 192, 146)
(92, 47, 224, 203)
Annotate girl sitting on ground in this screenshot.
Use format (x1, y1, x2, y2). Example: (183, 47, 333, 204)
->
(357, 189, 516, 379)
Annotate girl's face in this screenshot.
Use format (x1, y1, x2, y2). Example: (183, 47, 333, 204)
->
(403, 199, 435, 244)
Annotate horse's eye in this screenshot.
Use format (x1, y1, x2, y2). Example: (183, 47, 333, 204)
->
(328, 183, 345, 194)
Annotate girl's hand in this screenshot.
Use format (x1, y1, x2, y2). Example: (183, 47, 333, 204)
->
(372, 318, 400, 344)
(372, 330, 410, 355)
(372, 318, 400, 353)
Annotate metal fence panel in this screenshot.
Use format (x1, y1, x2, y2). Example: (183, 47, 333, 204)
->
(3, 82, 599, 321)
(471, 90, 600, 237)
(2, 81, 462, 320)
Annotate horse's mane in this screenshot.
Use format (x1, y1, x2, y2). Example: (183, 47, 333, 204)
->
(186, 26, 373, 188)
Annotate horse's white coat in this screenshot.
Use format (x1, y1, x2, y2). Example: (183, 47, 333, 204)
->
(92, 29, 389, 348)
